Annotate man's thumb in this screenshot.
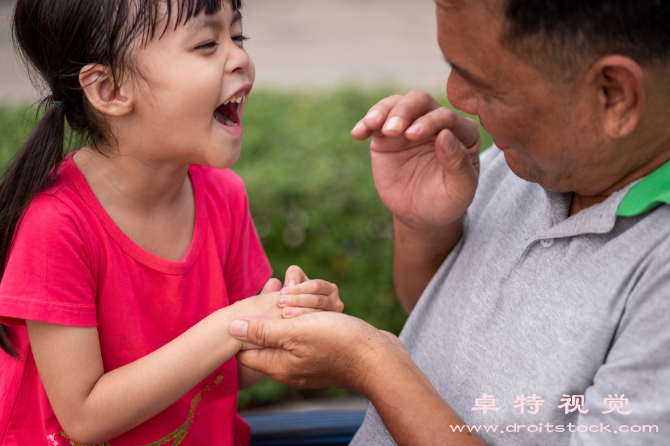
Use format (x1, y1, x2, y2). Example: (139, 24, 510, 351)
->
(230, 317, 284, 348)
(435, 129, 476, 177)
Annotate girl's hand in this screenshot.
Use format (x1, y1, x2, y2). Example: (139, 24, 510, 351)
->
(278, 265, 344, 318)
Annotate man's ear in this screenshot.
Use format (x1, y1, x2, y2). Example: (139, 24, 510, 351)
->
(79, 64, 133, 117)
(590, 55, 645, 139)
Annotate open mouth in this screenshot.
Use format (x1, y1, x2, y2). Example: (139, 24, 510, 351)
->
(214, 92, 248, 128)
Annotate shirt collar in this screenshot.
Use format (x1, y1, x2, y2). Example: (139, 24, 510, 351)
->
(616, 159, 670, 217)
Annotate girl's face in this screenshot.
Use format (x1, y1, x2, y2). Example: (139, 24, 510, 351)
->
(129, 4, 254, 169)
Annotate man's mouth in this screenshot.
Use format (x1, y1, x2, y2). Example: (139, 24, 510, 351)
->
(214, 90, 249, 127)
(493, 138, 513, 151)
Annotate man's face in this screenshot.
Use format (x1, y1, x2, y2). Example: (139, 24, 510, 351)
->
(437, 0, 616, 195)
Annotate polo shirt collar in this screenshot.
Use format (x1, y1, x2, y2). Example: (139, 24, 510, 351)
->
(533, 159, 670, 240)
(616, 159, 670, 217)
(540, 184, 634, 240)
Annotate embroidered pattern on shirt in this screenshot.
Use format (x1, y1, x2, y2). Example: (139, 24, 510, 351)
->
(49, 375, 225, 446)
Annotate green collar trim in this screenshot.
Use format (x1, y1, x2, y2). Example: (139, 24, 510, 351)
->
(616, 160, 670, 217)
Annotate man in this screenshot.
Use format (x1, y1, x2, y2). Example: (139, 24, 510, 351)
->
(230, 1, 670, 444)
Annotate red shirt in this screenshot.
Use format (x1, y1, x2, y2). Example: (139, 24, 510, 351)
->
(0, 157, 271, 445)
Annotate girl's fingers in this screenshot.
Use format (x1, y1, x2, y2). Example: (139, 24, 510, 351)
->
(282, 279, 337, 296)
(284, 265, 309, 287)
(259, 278, 283, 294)
(281, 307, 322, 319)
(279, 293, 344, 313)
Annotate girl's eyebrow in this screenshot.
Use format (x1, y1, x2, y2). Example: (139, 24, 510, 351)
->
(185, 11, 242, 35)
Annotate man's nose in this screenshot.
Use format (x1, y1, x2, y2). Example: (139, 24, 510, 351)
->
(446, 71, 478, 116)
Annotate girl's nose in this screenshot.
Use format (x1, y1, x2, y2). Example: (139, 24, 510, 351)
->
(446, 70, 478, 116)
(226, 44, 251, 74)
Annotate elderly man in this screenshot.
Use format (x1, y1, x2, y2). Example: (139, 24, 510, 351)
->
(230, 1, 670, 444)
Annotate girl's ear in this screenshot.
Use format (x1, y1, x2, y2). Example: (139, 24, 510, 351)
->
(79, 64, 133, 117)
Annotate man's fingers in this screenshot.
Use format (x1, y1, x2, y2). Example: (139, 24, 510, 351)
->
(404, 109, 480, 150)
(352, 95, 404, 140)
(230, 317, 289, 349)
(239, 341, 264, 351)
(379, 90, 442, 137)
(237, 348, 281, 375)
(434, 129, 480, 181)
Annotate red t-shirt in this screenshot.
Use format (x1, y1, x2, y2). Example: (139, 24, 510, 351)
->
(0, 157, 271, 446)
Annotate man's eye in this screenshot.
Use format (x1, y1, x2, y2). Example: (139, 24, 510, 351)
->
(197, 41, 219, 51)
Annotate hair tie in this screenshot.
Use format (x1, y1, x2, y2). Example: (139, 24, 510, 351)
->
(52, 101, 65, 111)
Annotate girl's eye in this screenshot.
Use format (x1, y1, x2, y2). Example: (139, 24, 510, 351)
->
(232, 35, 249, 43)
(197, 41, 219, 51)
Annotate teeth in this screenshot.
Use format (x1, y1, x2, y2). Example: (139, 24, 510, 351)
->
(222, 95, 247, 105)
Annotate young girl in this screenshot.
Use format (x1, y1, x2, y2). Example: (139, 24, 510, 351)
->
(0, 1, 344, 445)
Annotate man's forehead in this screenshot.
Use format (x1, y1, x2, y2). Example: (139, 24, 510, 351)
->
(435, 0, 464, 9)
(436, 0, 502, 15)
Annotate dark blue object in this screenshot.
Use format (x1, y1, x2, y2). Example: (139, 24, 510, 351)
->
(244, 410, 366, 446)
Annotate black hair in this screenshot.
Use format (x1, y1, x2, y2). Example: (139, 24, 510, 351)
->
(0, 0, 242, 359)
(502, 0, 670, 77)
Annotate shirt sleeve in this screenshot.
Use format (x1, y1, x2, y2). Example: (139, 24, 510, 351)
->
(0, 194, 97, 327)
(222, 175, 272, 304)
(568, 245, 670, 445)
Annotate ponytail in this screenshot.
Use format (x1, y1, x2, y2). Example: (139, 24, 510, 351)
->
(0, 101, 67, 359)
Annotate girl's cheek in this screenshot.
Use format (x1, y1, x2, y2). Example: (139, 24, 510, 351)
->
(247, 58, 256, 85)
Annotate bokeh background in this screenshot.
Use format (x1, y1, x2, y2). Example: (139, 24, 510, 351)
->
(0, 0, 491, 412)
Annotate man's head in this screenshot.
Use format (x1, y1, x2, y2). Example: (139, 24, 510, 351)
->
(437, 0, 670, 198)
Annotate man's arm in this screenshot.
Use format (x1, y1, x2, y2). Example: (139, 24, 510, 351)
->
(232, 313, 487, 446)
(351, 91, 480, 312)
(393, 216, 463, 313)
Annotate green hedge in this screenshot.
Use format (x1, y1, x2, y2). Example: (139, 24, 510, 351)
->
(0, 89, 492, 408)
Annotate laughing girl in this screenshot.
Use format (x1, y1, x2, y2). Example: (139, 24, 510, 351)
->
(0, 1, 343, 445)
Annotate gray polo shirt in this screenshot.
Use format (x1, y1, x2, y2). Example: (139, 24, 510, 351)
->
(351, 147, 670, 445)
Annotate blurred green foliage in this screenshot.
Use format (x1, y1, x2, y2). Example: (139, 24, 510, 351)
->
(0, 89, 492, 409)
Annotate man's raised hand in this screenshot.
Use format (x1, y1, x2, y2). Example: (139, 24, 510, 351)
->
(351, 90, 481, 229)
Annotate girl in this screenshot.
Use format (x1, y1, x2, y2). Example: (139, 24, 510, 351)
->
(0, 1, 343, 445)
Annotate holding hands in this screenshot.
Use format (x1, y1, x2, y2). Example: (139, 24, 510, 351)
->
(254, 265, 343, 320)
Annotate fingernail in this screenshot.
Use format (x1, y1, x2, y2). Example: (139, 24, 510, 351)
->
(365, 110, 381, 120)
(230, 320, 248, 338)
(353, 121, 365, 132)
(385, 117, 401, 131)
(279, 296, 287, 305)
(441, 132, 457, 154)
(406, 123, 423, 135)
(284, 307, 293, 316)
(281, 288, 289, 295)
(288, 280, 297, 286)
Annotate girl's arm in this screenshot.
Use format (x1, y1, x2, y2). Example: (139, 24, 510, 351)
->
(26, 292, 281, 445)
(238, 363, 267, 390)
